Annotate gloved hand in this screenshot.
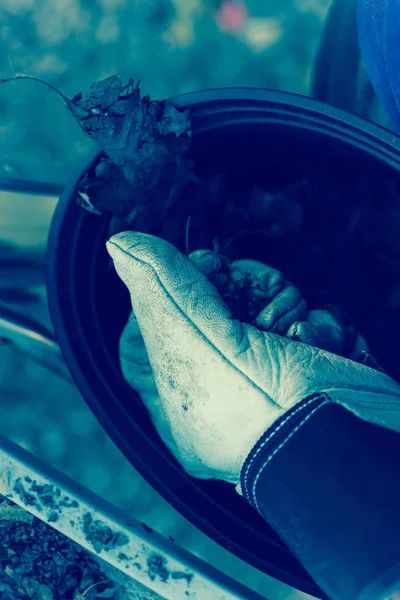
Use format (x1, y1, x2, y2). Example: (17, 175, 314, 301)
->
(107, 231, 400, 487)
(187, 248, 378, 368)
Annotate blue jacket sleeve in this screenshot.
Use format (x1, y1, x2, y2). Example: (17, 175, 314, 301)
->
(358, 0, 400, 132)
(240, 393, 400, 600)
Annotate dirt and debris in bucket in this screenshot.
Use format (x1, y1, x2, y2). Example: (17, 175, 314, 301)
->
(0, 493, 131, 600)
(65, 74, 400, 377)
(2, 73, 400, 377)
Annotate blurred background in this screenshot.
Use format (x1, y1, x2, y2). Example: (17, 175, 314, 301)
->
(0, 0, 331, 179)
(0, 1, 387, 598)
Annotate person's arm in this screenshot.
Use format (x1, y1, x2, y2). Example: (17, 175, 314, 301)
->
(358, 0, 400, 133)
(241, 393, 400, 600)
(108, 232, 400, 600)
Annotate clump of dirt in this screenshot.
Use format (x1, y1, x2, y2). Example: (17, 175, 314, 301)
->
(209, 265, 273, 326)
(82, 513, 129, 555)
(146, 554, 193, 586)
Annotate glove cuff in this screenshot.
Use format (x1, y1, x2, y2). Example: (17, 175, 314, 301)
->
(239, 392, 329, 506)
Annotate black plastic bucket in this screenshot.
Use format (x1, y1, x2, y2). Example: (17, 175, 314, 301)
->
(46, 88, 400, 598)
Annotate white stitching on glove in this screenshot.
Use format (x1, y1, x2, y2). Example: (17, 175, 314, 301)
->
(107, 232, 400, 485)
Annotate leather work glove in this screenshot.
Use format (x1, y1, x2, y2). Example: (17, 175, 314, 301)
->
(107, 231, 400, 486)
(187, 248, 379, 369)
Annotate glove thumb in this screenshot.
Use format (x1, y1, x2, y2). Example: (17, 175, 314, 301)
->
(106, 231, 250, 363)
